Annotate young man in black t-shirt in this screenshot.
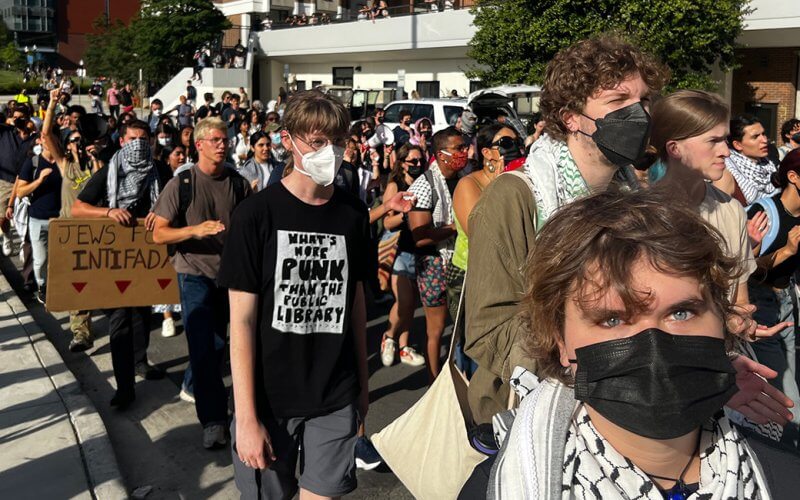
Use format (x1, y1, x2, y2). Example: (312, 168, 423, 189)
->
(218, 91, 370, 498)
(72, 120, 172, 409)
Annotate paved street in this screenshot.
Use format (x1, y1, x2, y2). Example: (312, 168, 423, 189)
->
(0, 239, 445, 498)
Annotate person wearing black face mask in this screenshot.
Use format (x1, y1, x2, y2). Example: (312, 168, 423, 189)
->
(745, 149, 800, 448)
(393, 109, 413, 148)
(778, 118, 800, 161)
(470, 190, 800, 500)
(448, 124, 521, 377)
(379, 144, 427, 369)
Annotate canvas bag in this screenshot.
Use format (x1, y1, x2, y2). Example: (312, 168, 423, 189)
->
(377, 230, 401, 291)
(371, 276, 486, 498)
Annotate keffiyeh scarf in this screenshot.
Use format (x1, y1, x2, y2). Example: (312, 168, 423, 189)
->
(519, 135, 639, 230)
(106, 139, 161, 209)
(724, 150, 777, 205)
(490, 373, 772, 500)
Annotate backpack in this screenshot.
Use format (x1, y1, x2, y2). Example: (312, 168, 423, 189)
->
(167, 168, 248, 256)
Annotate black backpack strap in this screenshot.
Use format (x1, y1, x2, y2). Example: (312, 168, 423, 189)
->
(176, 168, 193, 228)
(229, 170, 247, 205)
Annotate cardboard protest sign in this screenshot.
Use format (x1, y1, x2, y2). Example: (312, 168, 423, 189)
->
(46, 218, 179, 312)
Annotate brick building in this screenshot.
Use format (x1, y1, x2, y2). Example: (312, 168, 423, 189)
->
(55, 0, 140, 70)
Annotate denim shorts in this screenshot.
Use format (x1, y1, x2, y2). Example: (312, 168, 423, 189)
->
(392, 251, 416, 280)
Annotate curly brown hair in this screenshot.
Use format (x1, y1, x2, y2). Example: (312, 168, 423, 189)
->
(522, 188, 738, 385)
(539, 35, 669, 141)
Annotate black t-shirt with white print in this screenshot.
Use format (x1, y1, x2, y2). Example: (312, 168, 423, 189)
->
(218, 182, 370, 419)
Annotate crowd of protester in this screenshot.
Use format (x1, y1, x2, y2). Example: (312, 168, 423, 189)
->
(1, 33, 800, 498)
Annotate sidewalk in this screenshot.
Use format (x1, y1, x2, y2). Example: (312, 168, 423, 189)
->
(0, 274, 125, 500)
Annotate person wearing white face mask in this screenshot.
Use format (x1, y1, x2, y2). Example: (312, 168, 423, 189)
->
(219, 90, 415, 498)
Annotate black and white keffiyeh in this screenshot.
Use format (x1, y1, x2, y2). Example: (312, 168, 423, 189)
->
(724, 150, 777, 205)
(106, 139, 161, 209)
(489, 373, 772, 500)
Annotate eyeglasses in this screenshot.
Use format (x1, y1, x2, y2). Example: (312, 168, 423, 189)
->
(294, 135, 345, 152)
(445, 144, 469, 153)
(492, 136, 522, 150)
(405, 158, 421, 166)
(202, 137, 230, 146)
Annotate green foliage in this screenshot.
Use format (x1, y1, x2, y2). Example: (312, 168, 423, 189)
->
(0, 22, 23, 70)
(85, 0, 230, 85)
(467, 0, 750, 91)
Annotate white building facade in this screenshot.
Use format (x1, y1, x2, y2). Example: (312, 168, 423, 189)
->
(214, 0, 800, 139)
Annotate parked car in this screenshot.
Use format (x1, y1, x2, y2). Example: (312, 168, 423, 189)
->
(382, 98, 467, 133)
(319, 85, 397, 121)
(382, 84, 542, 137)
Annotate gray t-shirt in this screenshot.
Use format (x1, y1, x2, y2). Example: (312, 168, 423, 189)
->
(153, 165, 251, 279)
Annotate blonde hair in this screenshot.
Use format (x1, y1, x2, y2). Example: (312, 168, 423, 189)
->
(650, 90, 729, 160)
(193, 117, 226, 142)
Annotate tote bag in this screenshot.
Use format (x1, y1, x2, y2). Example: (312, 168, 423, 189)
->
(377, 231, 401, 291)
(371, 277, 486, 499)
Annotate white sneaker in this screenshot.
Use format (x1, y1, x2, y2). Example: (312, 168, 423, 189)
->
(161, 317, 176, 338)
(202, 424, 227, 449)
(381, 336, 396, 367)
(179, 388, 195, 404)
(2, 235, 12, 256)
(399, 346, 425, 367)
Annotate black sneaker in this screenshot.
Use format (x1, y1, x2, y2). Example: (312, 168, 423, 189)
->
(135, 361, 165, 380)
(355, 436, 382, 471)
(110, 389, 135, 410)
(69, 335, 93, 353)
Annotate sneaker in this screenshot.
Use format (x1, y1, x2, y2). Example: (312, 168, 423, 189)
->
(399, 346, 425, 367)
(2, 235, 11, 256)
(355, 436, 382, 470)
(110, 389, 135, 410)
(380, 336, 396, 367)
(135, 361, 165, 380)
(179, 387, 195, 404)
(161, 317, 176, 338)
(34, 287, 46, 305)
(203, 424, 227, 449)
(69, 333, 93, 353)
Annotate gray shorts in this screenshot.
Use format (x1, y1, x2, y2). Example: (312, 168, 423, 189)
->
(231, 403, 358, 499)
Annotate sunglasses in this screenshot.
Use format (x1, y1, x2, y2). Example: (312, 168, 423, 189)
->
(68, 137, 82, 144)
(405, 158, 421, 166)
(492, 136, 521, 150)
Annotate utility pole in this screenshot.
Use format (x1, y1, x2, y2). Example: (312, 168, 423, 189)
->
(106, 0, 111, 27)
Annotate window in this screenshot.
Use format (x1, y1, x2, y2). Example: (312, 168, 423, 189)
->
(416, 81, 440, 98)
(312, 80, 322, 88)
(411, 104, 434, 123)
(384, 104, 409, 123)
(444, 105, 464, 126)
(295, 80, 307, 91)
(332, 67, 354, 87)
(383, 80, 397, 89)
(469, 81, 485, 93)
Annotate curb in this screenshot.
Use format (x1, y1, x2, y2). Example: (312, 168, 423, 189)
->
(0, 274, 127, 499)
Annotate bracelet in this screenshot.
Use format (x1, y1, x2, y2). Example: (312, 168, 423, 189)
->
(106, 208, 113, 217)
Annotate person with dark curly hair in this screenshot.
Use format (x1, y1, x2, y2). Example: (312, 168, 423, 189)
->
(463, 35, 670, 424)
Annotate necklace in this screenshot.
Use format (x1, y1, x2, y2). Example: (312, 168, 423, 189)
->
(641, 432, 701, 500)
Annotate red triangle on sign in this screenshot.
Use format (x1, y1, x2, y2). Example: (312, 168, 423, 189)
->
(157, 279, 171, 290)
(72, 282, 87, 293)
(115, 280, 132, 293)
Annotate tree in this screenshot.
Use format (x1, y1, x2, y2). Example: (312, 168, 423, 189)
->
(133, 0, 231, 83)
(85, 0, 230, 84)
(85, 18, 139, 82)
(467, 0, 750, 91)
(0, 22, 23, 70)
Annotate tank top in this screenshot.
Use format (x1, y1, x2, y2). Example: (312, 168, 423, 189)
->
(452, 176, 485, 271)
